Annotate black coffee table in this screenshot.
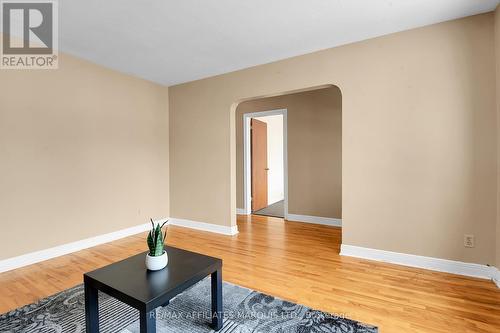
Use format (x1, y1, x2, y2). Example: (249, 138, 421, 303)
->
(83, 246, 223, 333)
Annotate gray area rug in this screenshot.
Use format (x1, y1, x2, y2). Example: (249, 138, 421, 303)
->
(0, 278, 377, 332)
(254, 200, 284, 218)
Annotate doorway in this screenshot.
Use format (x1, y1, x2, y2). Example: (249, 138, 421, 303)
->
(235, 86, 342, 227)
(243, 109, 288, 218)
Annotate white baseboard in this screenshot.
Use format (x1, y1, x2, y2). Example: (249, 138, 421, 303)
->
(0, 221, 161, 274)
(0, 216, 240, 274)
(492, 266, 500, 288)
(286, 214, 342, 227)
(340, 244, 497, 282)
(236, 208, 249, 215)
(168, 217, 239, 236)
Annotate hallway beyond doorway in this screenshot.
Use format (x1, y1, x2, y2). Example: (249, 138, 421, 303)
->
(253, 200, 284, 218)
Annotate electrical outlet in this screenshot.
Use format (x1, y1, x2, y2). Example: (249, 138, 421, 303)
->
(464, 234, 474, 248)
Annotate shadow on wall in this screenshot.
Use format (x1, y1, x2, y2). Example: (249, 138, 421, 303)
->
(233, 85, 342, 220)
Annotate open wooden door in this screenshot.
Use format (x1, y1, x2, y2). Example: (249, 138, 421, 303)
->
(251, 118, 268, 211)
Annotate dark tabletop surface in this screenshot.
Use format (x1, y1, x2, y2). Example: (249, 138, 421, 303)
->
(84, 246, 222, 306)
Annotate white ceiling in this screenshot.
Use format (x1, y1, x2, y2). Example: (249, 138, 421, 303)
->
(58, 0, 499, 86)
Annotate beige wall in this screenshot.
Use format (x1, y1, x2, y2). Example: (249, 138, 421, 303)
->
(170, 13, 497, 265)
(495, 5, 500, 269)
(236, 87, 342, 218)
(0, 50, 170, 260)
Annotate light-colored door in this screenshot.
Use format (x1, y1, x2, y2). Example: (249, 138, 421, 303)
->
(251, 118, 268, 211)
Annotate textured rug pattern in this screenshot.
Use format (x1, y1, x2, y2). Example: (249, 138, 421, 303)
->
(0, 278, 377, 332)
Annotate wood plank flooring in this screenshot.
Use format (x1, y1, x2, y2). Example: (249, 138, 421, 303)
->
(1, 214, 499, 332)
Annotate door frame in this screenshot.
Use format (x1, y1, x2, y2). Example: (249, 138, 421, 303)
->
(243, 108, 288, 219)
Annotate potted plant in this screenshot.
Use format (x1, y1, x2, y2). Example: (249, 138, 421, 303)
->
(145, 219, 168, 271)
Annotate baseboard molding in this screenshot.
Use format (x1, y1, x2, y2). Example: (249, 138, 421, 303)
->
(0, 220, 163, 274)
(340, 244, 497, 282)
(492, 266, 500, 288)
(168, 217, 239, 236)
(287, 214, 342, 227)
(236, 208, 249, 215)
(0, 217, 239, 274)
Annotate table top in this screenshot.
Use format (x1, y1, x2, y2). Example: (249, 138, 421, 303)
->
(84, 246, 222, 311)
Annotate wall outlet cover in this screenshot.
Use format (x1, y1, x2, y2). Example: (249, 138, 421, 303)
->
(464, 234, 474, 248)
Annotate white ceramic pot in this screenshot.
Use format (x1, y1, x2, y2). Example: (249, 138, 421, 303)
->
(145, 251, 168, 271)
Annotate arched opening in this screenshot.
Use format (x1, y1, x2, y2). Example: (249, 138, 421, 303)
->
(230, 85, 343, 233)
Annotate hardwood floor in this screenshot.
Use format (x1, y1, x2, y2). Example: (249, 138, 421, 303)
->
(1, 215, 500, 332)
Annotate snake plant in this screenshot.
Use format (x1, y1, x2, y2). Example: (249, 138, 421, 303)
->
(147, 219, 168, 256)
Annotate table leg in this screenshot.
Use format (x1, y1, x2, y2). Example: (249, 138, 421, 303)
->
(140, 309, 156, 333)
(211, 269, 223, 330)
(84, 283, 99, 333)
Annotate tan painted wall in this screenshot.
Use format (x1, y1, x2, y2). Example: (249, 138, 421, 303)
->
(170, 13, 497, 264)
(495, 5, 500, 268)
(0, 50, 170, 260)
(236, 87, 342, 218)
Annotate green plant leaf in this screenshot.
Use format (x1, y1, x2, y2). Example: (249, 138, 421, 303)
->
(154, 229, 164, 256)
(147, 218, 168, 256)
(147, 231, 155, 255)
